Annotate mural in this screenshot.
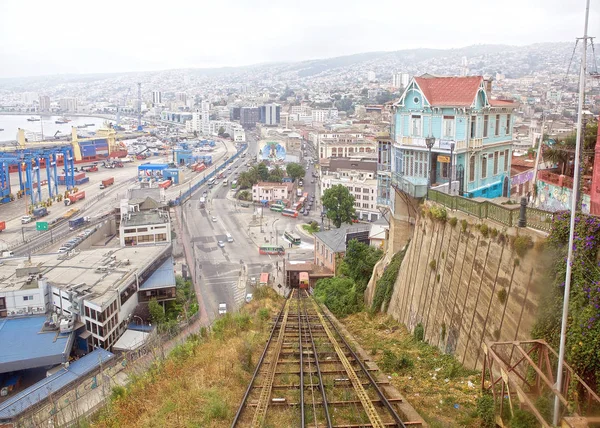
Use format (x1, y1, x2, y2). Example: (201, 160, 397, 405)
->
(534, 180, 590, 214)
(259, 140, 286, 162)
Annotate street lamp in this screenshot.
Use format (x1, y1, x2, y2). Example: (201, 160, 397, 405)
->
(448, 142, 455, 195)
(425, 136, 435, 199)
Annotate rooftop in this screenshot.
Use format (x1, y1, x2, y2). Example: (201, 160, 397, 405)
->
(139, 257, 175, 290)
(121, 209, 170, 227)
(314, 225, 371, 253)
(0, 316, 74, 374)
(253, 182, 293, 190)
(0, 245, 171, 308)
(323, 158, 377, 173)
(414, 75, 484, 107)
(0, 348, 113, 420)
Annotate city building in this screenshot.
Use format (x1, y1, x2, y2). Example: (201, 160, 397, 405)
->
(21, 92, 38, 105)
(175, 92, 187, 104)
(119, 193, 170, 247)
(367, 71, 377, 82)
(314, 225, 371, 273)
(161, 111, 193, 123)
(230, 106, 241, 121)
(39, 95, 50, 111)
(311, 108, 339, 123)
(319, 158, 379, 221)
(240, 107, 260, 128)
(233, 128, 246, 142)
(317, 134, 377, 159)
(200, 100, 210, 134)
(259, 104, 281, 126)
(390, 75, 516, 199)
(376, 134, 393, 206)
(152, 91, 162, 105)
(252, 182, 293, 203)
(59, 98, 78, 112)
(392, 72, 410, 89)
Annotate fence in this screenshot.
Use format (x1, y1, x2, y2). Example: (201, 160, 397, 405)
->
(172, 144, 247, 206)
(427, 189, 556, 232)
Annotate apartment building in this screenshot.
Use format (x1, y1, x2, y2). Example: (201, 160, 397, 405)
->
(252, 182, 294, 203)
(313, 225, 371, 273)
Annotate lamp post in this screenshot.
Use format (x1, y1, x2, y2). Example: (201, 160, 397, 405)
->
(449, 142, 455, 194)
(425, 136, 435, 199)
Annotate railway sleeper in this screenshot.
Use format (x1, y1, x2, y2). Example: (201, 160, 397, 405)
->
(246, 397, 403, 407)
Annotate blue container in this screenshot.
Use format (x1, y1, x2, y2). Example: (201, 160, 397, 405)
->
(75, 177, 89, 185)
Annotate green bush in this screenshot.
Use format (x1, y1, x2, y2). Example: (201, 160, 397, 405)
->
(479, 223, 489, 237)
(314, 277, 362, 317)
(413, 323, 424, 342)
(476, 394, 495, 428)
(203, 390, 230, 421)
(490, 228, 499, 238)
(258, 308, 270, 321)
(510, 408, 538, 428)
(461, 219, 468, 232)
(429, 259, 437, 271)
(497, 288, 508, 304)
(380, 350, 414, 373)
(372, 246, 407, 312)
(429, 205, 448, 222)
(513, 235, 534, 257)
(449, 217, 458, 227)
(110, 385, 127, 401)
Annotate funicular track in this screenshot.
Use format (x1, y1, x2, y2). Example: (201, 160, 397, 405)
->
(232, 289, 408, 428)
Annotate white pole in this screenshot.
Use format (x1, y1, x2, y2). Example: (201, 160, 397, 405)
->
(531, 114, 544, 202)
(553, 0, 590, 424)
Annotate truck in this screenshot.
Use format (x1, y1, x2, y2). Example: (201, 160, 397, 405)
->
(64, 191, 86, 206)
(32, 207, 48, 218)
(1, 250, 14, 258)
(99, 177, 114, 189)
(193, 163, 206, 173)
(0, 221, 5, 232)
(69, 216, 89, 230)
(158, 180, 172, 189)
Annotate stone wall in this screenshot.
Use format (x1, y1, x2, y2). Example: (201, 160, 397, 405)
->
(377, 207, 544, 371)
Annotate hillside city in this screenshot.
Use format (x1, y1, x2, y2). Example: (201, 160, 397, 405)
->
(0, 34, 599, 428)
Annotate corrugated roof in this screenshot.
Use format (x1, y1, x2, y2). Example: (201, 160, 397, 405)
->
(139, 257, 176, 290)
(313, 225, 370, 253)
(0, 348, 114, 420)
(112, 329, 150, 351)
(0, 316, 74, 374)
(414, 76, 483, 107)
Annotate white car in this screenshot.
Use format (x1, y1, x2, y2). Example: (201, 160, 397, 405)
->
(218, 303, 227, 315)
(245, 293, 253, 303)
(21, 215, 33, 224)
(217, 240, 225, 248)
(212, 216, 217, 222)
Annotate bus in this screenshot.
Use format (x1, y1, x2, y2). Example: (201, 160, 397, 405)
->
(199, 197, 206, 209)
(284, 231, 301, 245)
(282, 209, 298, 218)
(270, 203, 285, 212)
(259, 245, 285, 255)
(299, 272, 309, 289)
(231, 180, 238, 189)
(223, 179, 228, 186)
(207, 177, 216, 187)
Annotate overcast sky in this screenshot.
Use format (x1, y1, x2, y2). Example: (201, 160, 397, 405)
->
(0, 0, 597, 78)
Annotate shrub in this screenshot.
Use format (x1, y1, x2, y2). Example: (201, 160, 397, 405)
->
(429, 259, 437, 271)
(258, 308, 270, 321)
(314, 277, 362, 317)
(490, 228, 498, 238)
(461, 219, 468, 232)
(514, 258, 520, 267)
(513, 235, 533, 257)
(429, 205, 448, 222)
(493, 328, 501, 340)
(479, 223, 489, 237)
(535, 239, 547, 253)
(380, 350, 414, 372)
(510, 408, 538, 428)
(204, 390, 229, 421)
(110, 385, 127, 401)
(449, 217, 458, 227)
(372, 246, 407, 312)
(436, 273, 440, 283)
(497, 288, 508, 304)
(413, 323, 425, 342)
(476, 394, 495, 428)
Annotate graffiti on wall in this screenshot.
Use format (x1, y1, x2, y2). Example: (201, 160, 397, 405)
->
(259, 141, 286, 161)
(511, 170, 534, 187)
(534, 180, 590, 214)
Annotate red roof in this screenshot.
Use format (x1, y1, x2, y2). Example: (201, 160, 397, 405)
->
(414, 76, 483, 107)
(489, 99, 517, 107)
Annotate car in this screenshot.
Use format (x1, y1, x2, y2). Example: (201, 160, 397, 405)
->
(212, 216, 217, 222)
(245, 293, 253, 303)
(218, 303, 227, 315)
(217, 240, 225, 248)
(303, 211, 309, 216)
(58, 247, 69, 253)
(299, 208, 305, 214)
(311, 179, 315, 183)
(83, 229, 93, 235)
(240, 202, 250, 208)
(202, 191, 208, 197)
(21, 215, 33, 224)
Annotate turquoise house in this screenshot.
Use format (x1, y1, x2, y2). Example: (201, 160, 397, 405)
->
(389, 75, 516, 199)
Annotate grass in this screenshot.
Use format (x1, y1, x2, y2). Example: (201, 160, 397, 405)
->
(93, 289, 283, 428)
(341, 312, 481, 427)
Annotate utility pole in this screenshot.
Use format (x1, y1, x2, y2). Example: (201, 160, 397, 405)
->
(531, 114, 545, 203)
(554, 0, 590, 424)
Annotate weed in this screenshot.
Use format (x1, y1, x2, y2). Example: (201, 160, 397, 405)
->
(490, 228, 498, 238)
(380, 350, 414, 372)
(476, 394, 495, 428)
(497, 288, 507, 304)
(461, 219, 468, 232)
(203, 389, 229, 421)
(436, 273, 440, 283)
(514, 258, 520, 267)
(258, 308, 270, 321)
(414, 323, 425, 342)
(479, 223, 489, 237)
(449, 217, 458, 227)
(513, 235, 534, 257)
(429, 259, 437, 271)
(110, 385, 127, 401)
(429, 205, 448, 222)
(510, 408, 538, 428)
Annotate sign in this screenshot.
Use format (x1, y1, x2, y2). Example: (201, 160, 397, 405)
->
(439, 140, 455, 150)
(438, 156, 450, 163)
(36, 222, 48, 231)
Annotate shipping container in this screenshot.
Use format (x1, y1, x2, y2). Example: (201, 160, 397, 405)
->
(32, 207, 48, 218)
(100, 177, 114, 189)
(75, 177, 90, 185)
(0, 221, 5, 232)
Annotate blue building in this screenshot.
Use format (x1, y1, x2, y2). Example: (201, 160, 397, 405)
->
(387, 75, 516, 200)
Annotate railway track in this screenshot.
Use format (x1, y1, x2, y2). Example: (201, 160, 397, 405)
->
(232, 289, 409, 428)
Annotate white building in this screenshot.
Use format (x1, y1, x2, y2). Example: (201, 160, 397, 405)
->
(59, 98, 78, 112)
(119, 201, 171, 247)
(262, 104, 280, 126)
(367, 71, 376, 82)
(21, 92, 39, 105)
(392, 72, 410, 89)
(201, 100, 210, 134)
(0, 275, 47, 317)
(39, 95, 51, 111)
(152, 91, 162, 105)
(234, 128, 246, 142)
(252, 182, 293, 203)
(311, 108, 339, 123)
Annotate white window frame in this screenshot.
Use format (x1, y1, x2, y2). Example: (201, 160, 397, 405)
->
(411, 115, 422, 137)
(442, 116, 455, 139)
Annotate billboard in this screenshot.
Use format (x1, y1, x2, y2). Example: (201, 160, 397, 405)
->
(259, 140, 286, 162)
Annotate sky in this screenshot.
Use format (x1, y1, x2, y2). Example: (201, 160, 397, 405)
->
(0, 0, 598, 78)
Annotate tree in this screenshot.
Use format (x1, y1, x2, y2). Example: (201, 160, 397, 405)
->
(286, 163, 306, 181)
(217, 126, 225, 136)
(238, 169, 259, 189)
(339, 240, 383, 294)
(314, 277, 361, 317)
(268, 166, 284, 183)
(148, 298, 165, 324)
(256, 162, 269, 181)
(222, 133, 230, 139)
(322, 184, 356, 228)
(334, 98, 354, 114)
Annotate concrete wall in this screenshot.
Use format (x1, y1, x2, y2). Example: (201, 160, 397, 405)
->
(376, 209, 543, 370)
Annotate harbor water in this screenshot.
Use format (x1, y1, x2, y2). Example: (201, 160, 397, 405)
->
(0, 114, 107, 142)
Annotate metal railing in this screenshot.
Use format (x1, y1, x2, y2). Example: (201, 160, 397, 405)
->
(427, 189, 555, 231)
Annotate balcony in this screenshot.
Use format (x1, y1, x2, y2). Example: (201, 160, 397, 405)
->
(391, 172, 427, 198)
(470, 138, 483, 150)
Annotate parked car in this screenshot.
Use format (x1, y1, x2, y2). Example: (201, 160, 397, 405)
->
(240, 203, 250, 208)
(245, 293, 253, 303)
(217, 240, 225, 248)
(58, 247, 69, 253)
(218, 303, 227, 315)
(212, 216, 217, 222)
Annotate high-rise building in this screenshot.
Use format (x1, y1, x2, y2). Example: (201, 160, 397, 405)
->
(200, 100, 210, 134)
(259, 104, 281, 126)
(59, 98, 78, 112)
(176, 92, 187, 104)
(240, 107, 260, 128)
(230, 107, 241, 121)
(39, 95, 51, 111)
(152, 91, 162, 105)
(392, 72, 410, 89)
(21, 92, 38, 105)
(367, 71, 376, 82)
